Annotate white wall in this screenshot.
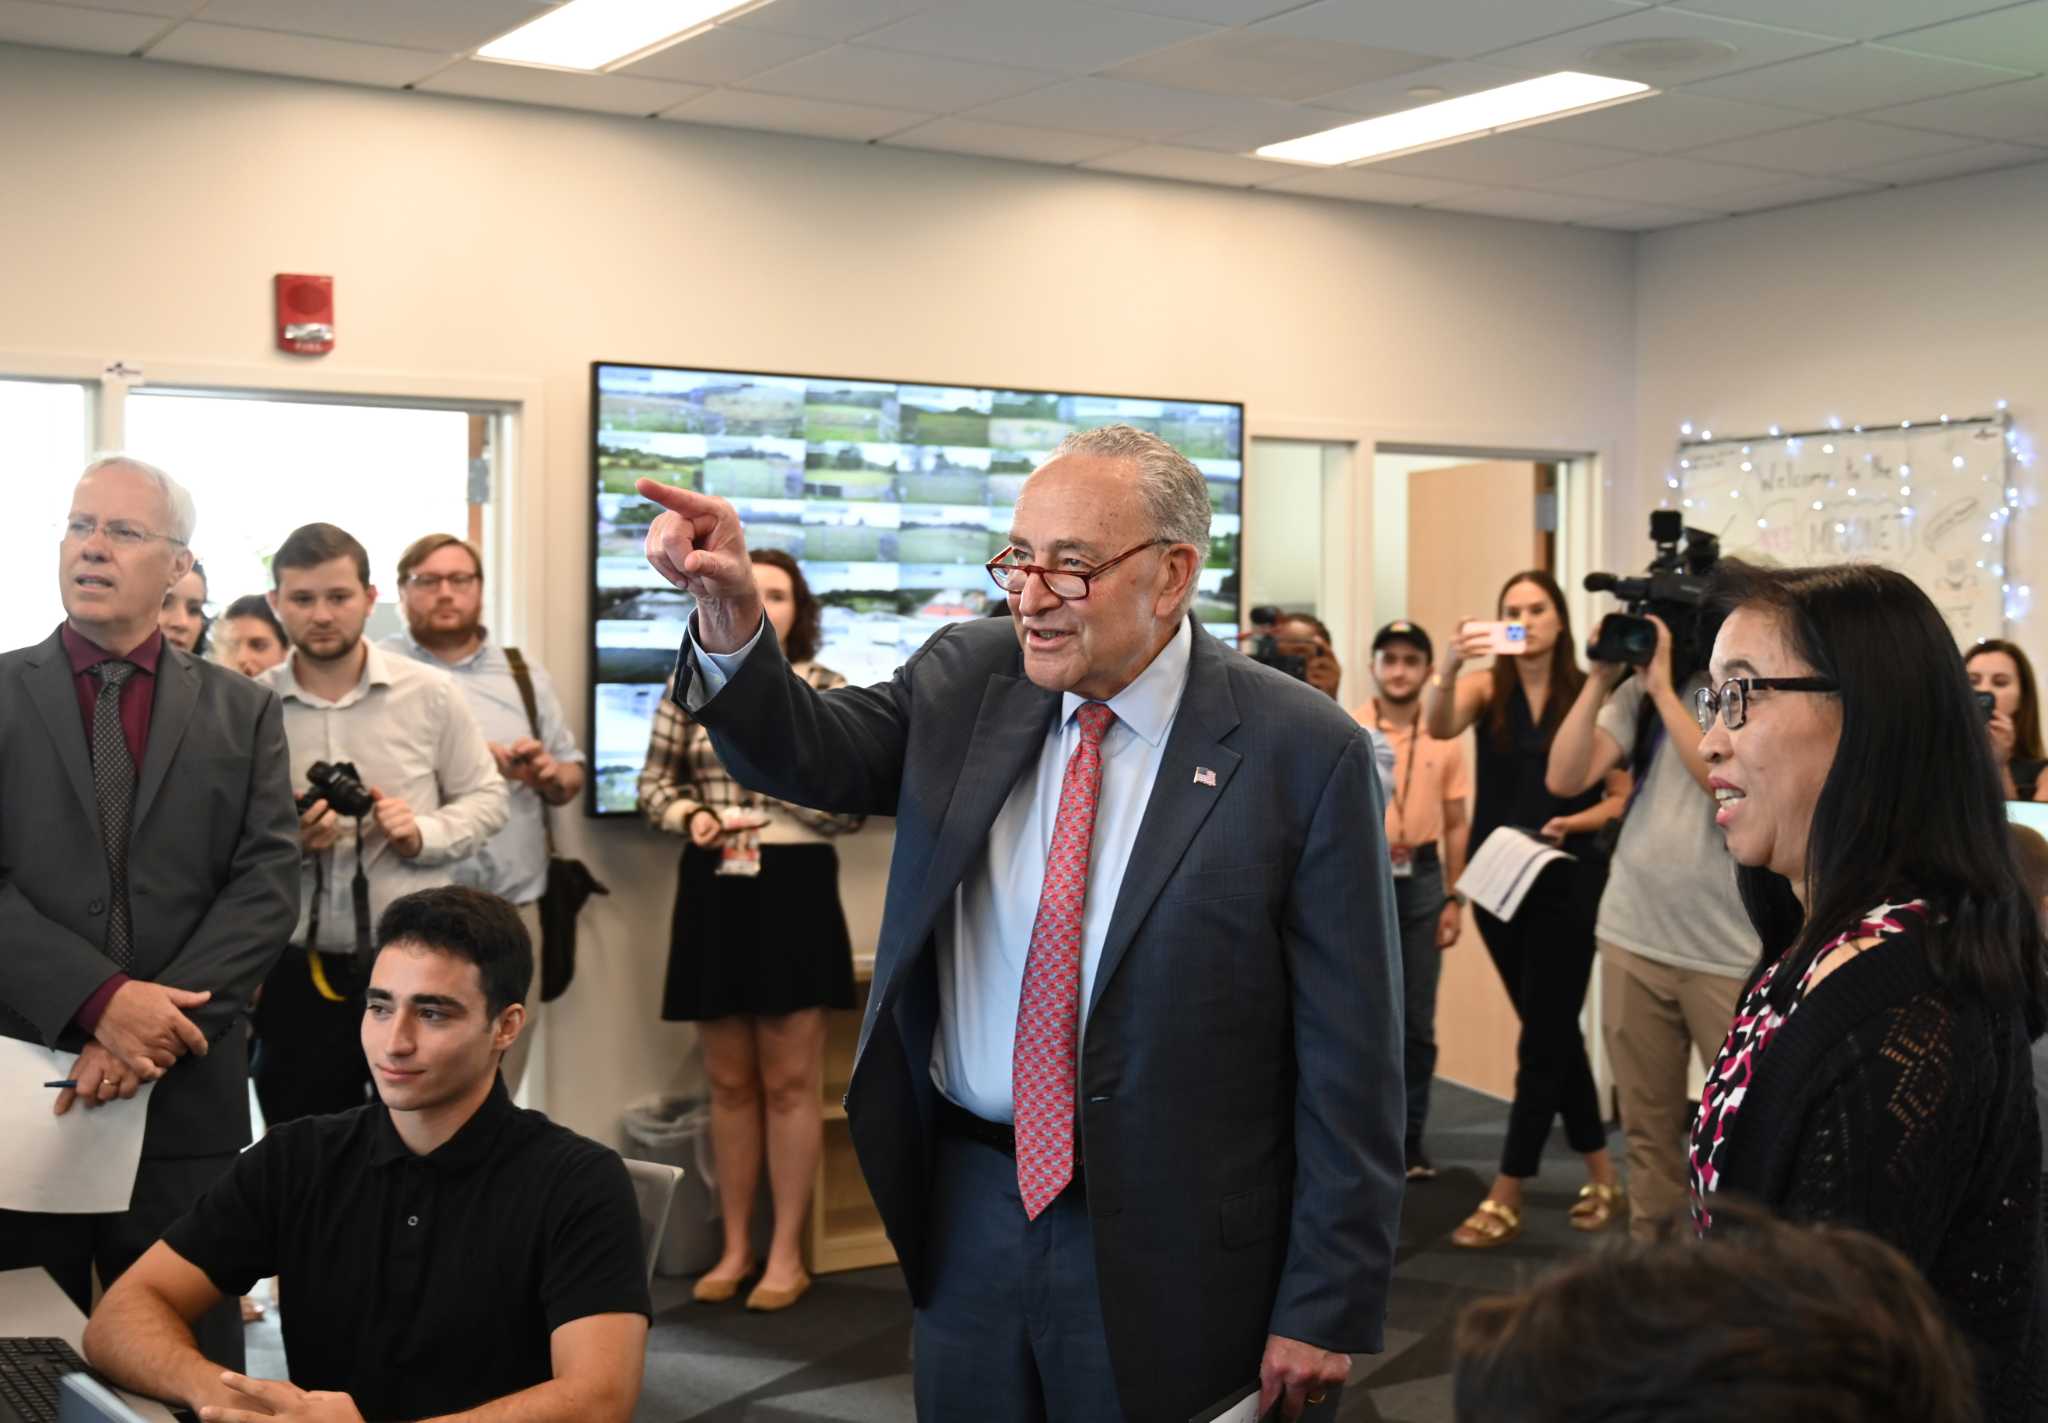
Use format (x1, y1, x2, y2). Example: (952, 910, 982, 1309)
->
(0, 44, 1639, 1146)
(1631, 163, 2048, 672)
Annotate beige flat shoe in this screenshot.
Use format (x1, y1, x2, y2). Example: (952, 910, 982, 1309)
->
(692, 1263, 756, 1304)
(745, 1272, 812, 1312)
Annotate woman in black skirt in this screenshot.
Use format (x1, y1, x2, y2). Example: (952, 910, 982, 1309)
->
(638, 549, 862, 1312)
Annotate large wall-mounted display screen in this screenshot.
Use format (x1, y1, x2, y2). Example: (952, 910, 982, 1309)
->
(588, 362, 1244, 814)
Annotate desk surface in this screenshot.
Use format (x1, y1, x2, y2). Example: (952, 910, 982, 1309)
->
(0, 1267, 179, 1422)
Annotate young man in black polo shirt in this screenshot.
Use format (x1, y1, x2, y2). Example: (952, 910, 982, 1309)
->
(82, 887, 651, 1423)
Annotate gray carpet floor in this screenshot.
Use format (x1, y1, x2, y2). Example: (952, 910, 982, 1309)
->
(244, 1080, 1627, 1421)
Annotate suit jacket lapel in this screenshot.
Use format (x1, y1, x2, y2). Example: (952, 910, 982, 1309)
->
(877, 668, 1058, 1011)
(133, 649, 198, 831)
(1088, 623, 1242, 1016)
(21, 631, 98, 826)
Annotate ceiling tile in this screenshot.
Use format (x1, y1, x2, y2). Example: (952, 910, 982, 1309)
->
(1672, 0, 2023, 43)
(1081, 142, 1285, 185)
(1686, 117, 1980, 173)
(148, 22, 445, 86)
(1884, 2, 2048, 69)
(1251, 0, 1649, 63)
(1071, 0, 1305, 20)
(738, 43, 1055, 113)
(31, 0, 196, 17)
(661, 87, 929, 141)
(1171, 101, 1383, 154)
(1580, 203, 1725, 228)
(1688, 43, 2032, 115)
(194, 0, 547, 53)
(1711, 173, 1884, 210)
(1480, 8, 1846, 84)
(1843, 140, 2048, 184)
(725, 0, 943, 43)
(1865, 75, 2048, 141)
(1372, 132, 1639, 184)
(1536, 152, 1793, 200)
(963, 77, 1301, 141)
(1424, 187, 1639, 221)
(883, 116, 1135, 163)
(0, 0, 164, 53)
(1103, 31, 1441, 102)
(1256, 166, 1482, 203)
(1305, 60, 1539, 115)
(617, 24, 830, 85)
(1531, 91, 1812, 152)
(417, 59, 703, 116)
(860, 1, 1212, 75)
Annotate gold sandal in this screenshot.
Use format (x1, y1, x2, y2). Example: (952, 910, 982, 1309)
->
(1569, 1181, 1625, 1232)
(1451, 1198, 1522, 1248)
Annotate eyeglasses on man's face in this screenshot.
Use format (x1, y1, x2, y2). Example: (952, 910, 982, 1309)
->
(59, 516, 186, 549)
(986, 539, 1168, 601)
(1692, 676, 1839, 732)
(403, 572, 480, 593)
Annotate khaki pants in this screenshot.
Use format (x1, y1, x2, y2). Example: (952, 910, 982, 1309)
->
(500, 899, 544, 1106)
(1600, 941, 1745, 1241)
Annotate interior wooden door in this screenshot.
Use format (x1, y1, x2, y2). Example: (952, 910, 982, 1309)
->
(1405, 460, 1542, 1102)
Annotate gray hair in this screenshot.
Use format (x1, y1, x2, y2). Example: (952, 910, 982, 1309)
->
(1049, 424, 1212, 613)
(80, 454, 197, 545)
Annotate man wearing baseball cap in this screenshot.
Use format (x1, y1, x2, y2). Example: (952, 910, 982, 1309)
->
(1353, 621, 1470, 1181)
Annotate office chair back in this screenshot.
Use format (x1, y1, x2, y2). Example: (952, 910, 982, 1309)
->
(622, 1158, 685, 1284)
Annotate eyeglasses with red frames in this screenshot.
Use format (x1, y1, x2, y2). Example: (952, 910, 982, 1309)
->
(985, 539, 1168, 600)
(1692, 676, 1839, 732)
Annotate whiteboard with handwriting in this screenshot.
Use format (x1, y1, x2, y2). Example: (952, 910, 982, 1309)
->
(1677, 418, 2014, 646)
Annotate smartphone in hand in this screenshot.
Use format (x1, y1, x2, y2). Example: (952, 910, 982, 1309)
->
(1471, 621, 1529, 656)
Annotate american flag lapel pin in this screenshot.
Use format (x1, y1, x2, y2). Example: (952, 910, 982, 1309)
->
(1193, 766, 1217, 787)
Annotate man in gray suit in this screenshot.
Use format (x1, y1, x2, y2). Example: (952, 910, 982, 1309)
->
(639, 425, 1402, 1422)
(0, 457, 299, 1367)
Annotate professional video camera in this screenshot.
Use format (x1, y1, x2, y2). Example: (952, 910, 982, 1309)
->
(1584, 510, 1721, 673)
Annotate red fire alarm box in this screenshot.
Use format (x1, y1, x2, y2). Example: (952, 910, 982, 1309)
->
(275, 274, 334, 355)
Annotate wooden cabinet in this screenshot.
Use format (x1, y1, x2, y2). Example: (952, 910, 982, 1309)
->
(808, 958, 896, 1275)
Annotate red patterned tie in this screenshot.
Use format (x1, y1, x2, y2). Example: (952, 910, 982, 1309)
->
(1013, 700, 1117, 1220)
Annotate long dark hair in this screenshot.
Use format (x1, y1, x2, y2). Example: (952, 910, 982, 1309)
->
(749, 548, 821, 665)
(1486, 569, 1585, 751)
(1966, 637, 2046, 762)
(1713, 560, 2047, 1033)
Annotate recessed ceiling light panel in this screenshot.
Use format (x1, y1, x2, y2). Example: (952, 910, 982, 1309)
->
(477, 0, 774, 73)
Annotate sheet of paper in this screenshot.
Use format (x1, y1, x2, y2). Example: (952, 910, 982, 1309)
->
(1456, 826, 1576, 922)
(1189, 1384, 1261, 1423)
(0, 1035, 154, 1215)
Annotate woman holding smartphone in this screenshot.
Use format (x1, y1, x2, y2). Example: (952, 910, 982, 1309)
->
(1423, 570, 1631, 1247)
(1965, 639, 2048, 801)
(637, 549, 863, 1313)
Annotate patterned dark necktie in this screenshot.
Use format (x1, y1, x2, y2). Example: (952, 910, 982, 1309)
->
(89, 659, 137, 968)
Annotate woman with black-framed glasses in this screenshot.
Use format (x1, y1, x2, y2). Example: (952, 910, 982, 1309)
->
(1690, 559, 2045, 1420)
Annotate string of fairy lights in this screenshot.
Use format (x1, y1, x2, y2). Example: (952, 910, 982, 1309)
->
(1663, 401, 2034, 635)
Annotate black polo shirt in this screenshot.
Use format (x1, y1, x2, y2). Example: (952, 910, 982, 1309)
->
(163, 1078, 651, 1421)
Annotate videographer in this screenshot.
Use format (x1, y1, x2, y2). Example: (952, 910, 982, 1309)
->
(1253, 611, 1398, 796)
(255, 523, 508, 1124)
(1546, 547, 1757, 1243)
(1966, 639, 2048, 801)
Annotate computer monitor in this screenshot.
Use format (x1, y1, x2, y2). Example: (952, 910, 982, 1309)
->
(2008, 800, 2048, 839)
(57, 1373, 151, 1423)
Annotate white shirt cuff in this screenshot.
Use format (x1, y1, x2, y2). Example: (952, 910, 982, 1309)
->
(680, 615, 766, 711)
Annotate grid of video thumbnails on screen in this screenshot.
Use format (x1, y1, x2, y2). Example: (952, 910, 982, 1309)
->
(590, 365, 1244, 814)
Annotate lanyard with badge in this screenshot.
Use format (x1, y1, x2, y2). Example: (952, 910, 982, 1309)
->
(1377, 700, 1423, 879)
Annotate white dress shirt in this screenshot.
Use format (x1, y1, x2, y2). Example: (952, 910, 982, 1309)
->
(261, 642, 509, 950)
(686, 618, 1194, 1122)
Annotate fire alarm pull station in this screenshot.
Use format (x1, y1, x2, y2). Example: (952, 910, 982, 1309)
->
(275, 274, 334, 354)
